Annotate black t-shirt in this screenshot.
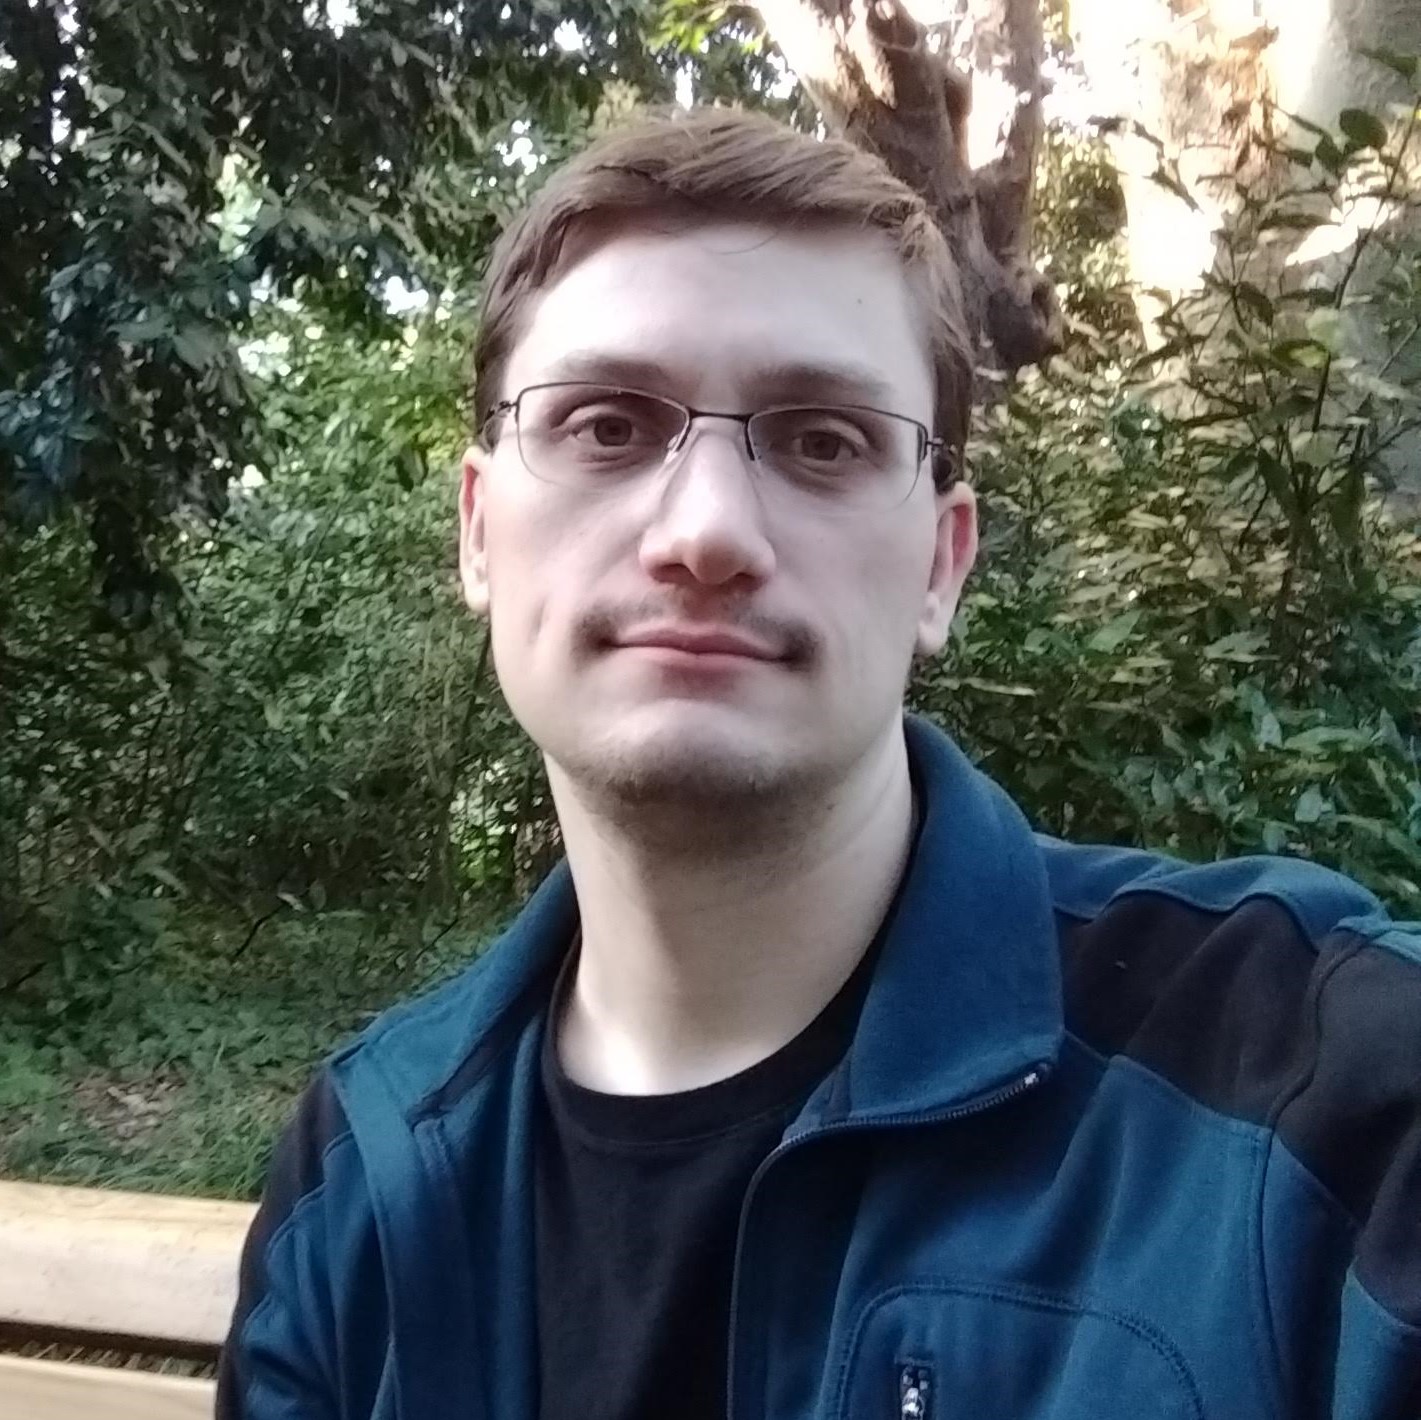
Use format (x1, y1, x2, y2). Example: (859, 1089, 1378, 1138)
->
(532, 934, 880, 1420)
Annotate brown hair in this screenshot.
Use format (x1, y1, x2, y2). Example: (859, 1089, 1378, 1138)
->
(472, 105, 973, 486)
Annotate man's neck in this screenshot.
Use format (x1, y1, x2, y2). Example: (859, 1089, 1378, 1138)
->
(546, 725, 918, 1096)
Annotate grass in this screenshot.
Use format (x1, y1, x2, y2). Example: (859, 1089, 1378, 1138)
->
(0, 903, 502, 1199)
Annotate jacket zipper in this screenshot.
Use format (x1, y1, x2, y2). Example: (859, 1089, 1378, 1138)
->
(899, 1363, 932, 1419)
(724, 1063, 1049, 1420)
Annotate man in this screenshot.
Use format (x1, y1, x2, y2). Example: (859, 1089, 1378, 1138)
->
(217, 106, 1421, 1420)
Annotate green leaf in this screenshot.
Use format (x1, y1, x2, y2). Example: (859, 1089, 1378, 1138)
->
(1256, 391, 1316, 427)
(1150, 769, 1175, 809)
(142, 862, 187, 895)
(394, 446, 425, 491)
(1087, 610, 1142, 654)
(139, 123, 194, 174)
(1130, 336, 1189, 371)
(1290, 430, 1339, 468)
(1202, 631, 1269, 664)
(1356, 46, 1420, 83)
(1235, 283, 1274, 324)
(172, 326, 224, 370)
(1256, 711, 1283, 749)
(1305, 306, 1345, 351)
(1294, 785, 1329, 825)
(1328, 464, 1364, 546)
(952, 677, 1038, 698)
(1271, 337, 1330, 370)
(113, 314, 174, 344)
(1149, 166, 1200, 211)
(1339, 108, 1389, 151)
(1313, 133, 1346, 175)
(1260, 211, 1329, 232)
(1256, 449, 1297, 518)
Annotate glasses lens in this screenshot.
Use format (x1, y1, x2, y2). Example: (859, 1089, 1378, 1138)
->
(516, 384, 686, 488)
(749, 406, 921, 509)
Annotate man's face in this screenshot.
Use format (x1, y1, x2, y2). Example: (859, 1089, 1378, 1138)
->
(460, 220, 976, 807)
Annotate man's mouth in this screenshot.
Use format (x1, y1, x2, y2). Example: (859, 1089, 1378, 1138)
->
(612, 625, 783, 661)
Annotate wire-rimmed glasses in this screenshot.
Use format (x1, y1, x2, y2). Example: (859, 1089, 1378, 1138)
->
(483, 382, 951, 513)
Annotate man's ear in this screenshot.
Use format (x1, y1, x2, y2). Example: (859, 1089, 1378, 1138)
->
(459, 445, 492, 616)
(915, 479, 978, 658)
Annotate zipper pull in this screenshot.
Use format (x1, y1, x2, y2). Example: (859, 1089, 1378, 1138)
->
(899, 1363, 932, 1420)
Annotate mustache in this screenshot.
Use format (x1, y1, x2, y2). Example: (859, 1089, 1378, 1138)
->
(577, 597, 818, 665)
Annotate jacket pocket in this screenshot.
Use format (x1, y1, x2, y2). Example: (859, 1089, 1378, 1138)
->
(837, 1280, 1206, 1420)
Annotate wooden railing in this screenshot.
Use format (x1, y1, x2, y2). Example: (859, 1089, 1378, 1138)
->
(0, 1180, 255, 1419)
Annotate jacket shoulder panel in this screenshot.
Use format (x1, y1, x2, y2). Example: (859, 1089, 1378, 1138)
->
(1046, 838, 1421, 1336)
(1039, 834, 1384, 942)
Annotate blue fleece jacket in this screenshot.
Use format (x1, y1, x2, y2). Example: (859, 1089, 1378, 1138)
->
(218, 714, 1421, 1419)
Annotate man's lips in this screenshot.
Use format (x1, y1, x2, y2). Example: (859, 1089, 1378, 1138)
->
(612, 626, 783, 661)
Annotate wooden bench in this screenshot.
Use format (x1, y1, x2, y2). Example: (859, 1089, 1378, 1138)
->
(0, 1180, 255, 1419)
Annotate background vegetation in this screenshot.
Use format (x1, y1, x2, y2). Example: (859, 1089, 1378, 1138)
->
(2, 1, 1418, 1199)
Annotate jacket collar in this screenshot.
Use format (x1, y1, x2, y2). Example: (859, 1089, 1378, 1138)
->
(801, 713, 1063, 1127)
(357, 713, 1062, 1125)
(331, 715, 1062, 1420)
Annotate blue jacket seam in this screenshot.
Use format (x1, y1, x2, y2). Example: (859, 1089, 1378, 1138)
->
(1061, 1031, 1274, 1142)
(1349, 1270, 1421, 1343)
(233, 1127, 355, 1401)
(1250, 1115, 1289, 1420)
(1065, 1032, 1291, 1417)
(1067, 880, 1328, 950)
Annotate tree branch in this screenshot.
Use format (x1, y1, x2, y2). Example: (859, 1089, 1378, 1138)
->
(753, 0, 1061, 368)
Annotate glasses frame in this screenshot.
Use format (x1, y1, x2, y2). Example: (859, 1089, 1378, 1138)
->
(483, 381, 960, 504)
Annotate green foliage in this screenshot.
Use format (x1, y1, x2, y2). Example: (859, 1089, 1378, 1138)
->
(1, 0, 778, 1002)
(0, 907, 500, 1197)
(0, 0, 785, 614)
(913, 81, 1421, 913)
(918, 367, 1421, 910)
(1032, 126, 1135, 339)
(2, 299, 526, 997)
(1, 11, 1418, 1201)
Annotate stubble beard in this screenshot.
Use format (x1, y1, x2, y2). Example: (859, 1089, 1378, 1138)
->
(548, 716, 835, 860)
(547, 601, 830, 845)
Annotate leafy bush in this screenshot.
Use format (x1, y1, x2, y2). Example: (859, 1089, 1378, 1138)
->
(914, 85, 1421, 913)
(3, 21, 1419, 1207)
(0, 906, 500, 1196)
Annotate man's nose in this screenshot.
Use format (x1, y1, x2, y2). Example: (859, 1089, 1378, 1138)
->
(636, 421, 777, 590)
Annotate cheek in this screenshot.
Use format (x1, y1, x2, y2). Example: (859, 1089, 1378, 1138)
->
(483, 488, 607, 651)
(823, 520, 936, 650)
(481, 491, 551, 652)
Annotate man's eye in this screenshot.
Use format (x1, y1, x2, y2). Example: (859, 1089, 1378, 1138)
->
(563, 401, 670, 449)
(570, 412, 637, 447)
(763, 412, 872, 464)
(793, 428, 858, 462)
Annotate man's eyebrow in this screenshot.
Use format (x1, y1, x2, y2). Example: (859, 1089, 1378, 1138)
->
(748, 360, 899, 409)
(536, 352, 899, 409)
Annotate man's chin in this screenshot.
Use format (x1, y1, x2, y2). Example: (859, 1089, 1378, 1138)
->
(553, 707, 814, 809)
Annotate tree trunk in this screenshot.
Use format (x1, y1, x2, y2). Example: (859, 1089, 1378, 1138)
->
(1068, 0, 1290, 340)
(1068, 0, 1421, 499)
(753, 0, 1063, 370)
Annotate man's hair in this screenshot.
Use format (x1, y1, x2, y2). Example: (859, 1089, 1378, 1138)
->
(472, 106, 973, 487)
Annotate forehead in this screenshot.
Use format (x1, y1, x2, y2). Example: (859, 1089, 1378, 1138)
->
(503, 220, 934, 415)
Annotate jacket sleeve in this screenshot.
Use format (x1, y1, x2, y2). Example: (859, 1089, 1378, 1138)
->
(215, 1071, 353, 1420)
(1260, 915, 1421, 1420)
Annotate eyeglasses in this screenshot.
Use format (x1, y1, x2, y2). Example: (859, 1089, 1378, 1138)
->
(483, 382, 953, 513)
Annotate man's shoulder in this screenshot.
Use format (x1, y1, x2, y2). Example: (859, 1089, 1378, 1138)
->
(1035, 833, 1395, 944)
(1031, 837, 1421, 1349)
(1037, 833, 1421, 1146)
